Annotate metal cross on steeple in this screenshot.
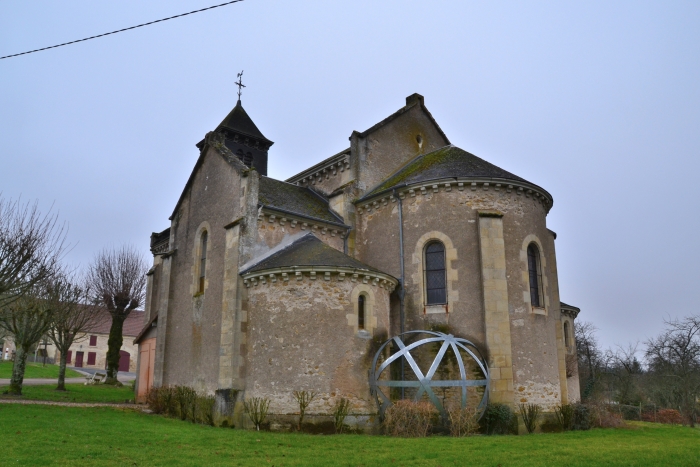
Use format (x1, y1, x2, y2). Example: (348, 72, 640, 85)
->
(235, 70, 245, 101)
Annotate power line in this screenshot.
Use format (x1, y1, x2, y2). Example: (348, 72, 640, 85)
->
(0, 0, 244, 60)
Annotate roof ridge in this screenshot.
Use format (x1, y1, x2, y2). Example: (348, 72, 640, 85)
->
(362, 143, 455, 196)
(358, 144, 543, 202)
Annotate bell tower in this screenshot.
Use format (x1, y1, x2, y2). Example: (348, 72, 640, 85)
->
(198, 72, 274, 175)
(213, 99, 274, 175)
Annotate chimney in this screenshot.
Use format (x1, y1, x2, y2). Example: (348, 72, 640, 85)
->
(405, 93, 424, 107)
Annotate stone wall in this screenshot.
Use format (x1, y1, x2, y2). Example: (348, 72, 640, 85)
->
(354, 182, 567, 409)
(243, 273, 391, 423)
(351, 101, 449, 195)
(158, 144, 246, 394)
(60, 333, 138, 373)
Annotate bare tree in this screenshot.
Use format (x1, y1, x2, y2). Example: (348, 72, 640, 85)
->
(87, 246, 147, 384)
(0, 279, 61, 395)
(0, 198, 65, 309)
(645, 315, 700, 427)
(47, 272, 100, 390)
(575, 321, 603, 400)
(608, 343, 644, 405)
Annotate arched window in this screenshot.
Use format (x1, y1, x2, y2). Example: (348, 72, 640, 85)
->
(563, 321, 571, 349)
(424, 241, 447, 305)
(198, 231, 208, 294)
(358, 295, 366, 330)
(527, 243, 543, 307)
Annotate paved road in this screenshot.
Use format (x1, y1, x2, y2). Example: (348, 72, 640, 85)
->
(71, 367, 136, 379)
(0, 368, 136, 387)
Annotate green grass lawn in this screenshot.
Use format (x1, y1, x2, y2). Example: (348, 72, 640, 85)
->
(0, 360, 82, 379)
(1, 405, 698, 466)
(0, 383, 135, 403)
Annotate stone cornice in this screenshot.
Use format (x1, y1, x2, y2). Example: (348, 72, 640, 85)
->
(286, 149, 351, 187)
(560, 305, 580, 319)
(242, 266, 397, 291)
(151, 240, 170, 256)
(258, 206, 349, 237)
(356, 177, 553, 214)
(157, 248, 177, 259)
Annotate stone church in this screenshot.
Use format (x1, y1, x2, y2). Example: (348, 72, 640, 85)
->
(134, 93, 581, 428)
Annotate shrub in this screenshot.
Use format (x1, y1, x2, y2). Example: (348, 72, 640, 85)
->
(554, 404, 575, 431)
(481, 403, 514, 435)
(447, 405, 479, 437)
(243, 397, 270, 431)
(174, 386, 197, 421)
(383, 400, 437, 437)
(584, 403, 625, 429)
(332, 398, 352, 434)
(518, 403, 541, 434)
(146, 386, 176, 416)
(292, 390, 317, 430)
(655, 409, 684, 425)
(196, 394, 216, 426)
(571, 403, 592, 431)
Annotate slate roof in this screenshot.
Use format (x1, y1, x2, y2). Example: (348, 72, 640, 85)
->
(258, 176, 345, 225)
(241, 233, 387, 275)
(560, 302, 580, 311)
(216, 100, 272, 143)
(361, 145, 545, 200)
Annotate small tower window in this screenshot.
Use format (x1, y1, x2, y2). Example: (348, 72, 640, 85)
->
(358, 295, 366, 330)
(199, 231, 208, 294)
(424, 241, 447, 305)
(564, 321, 571, 349)
(527, 243, 543, 308)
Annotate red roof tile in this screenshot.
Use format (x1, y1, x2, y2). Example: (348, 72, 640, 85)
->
(87, 309, 145, 337)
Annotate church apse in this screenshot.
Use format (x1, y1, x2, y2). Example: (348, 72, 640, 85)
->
(138, 91, 582, 431)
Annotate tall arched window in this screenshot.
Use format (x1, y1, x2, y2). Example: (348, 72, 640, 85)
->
(563, 321, 571, 349)
(527, 243, 543, 307)
(198, 231, 208, 294)
(358, 295, 366, 330)
(424, 241, 447, 305)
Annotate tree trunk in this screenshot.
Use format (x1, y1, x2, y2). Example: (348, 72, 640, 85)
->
(9, 345, 29, 395)
(105, 315, 125, 385)
(56, 351, 68, 391)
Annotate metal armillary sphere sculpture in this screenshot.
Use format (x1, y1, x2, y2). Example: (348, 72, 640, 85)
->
(369, 330, 489, 419)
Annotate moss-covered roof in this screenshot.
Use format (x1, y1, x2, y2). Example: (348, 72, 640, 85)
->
(242, 233, 388, 274)
(258, 176, 344, 224)
(361, 145, 538, 200)
(217, 100, 272, 143)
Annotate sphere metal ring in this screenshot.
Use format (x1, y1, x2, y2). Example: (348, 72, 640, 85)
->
(369, 330, 489, 418)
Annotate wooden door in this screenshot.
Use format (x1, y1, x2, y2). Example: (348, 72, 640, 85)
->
(75, 351, 84, 368)
(118, 350, 130, 372)
(137, 338, 156, 403)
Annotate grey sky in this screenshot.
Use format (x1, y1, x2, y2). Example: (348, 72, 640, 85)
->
(1, 1, 698, 351)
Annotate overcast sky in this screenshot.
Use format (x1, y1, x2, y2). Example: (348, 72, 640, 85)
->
(1, 1, 698, 352)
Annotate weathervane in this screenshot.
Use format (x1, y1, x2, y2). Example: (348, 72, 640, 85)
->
(235, 70, 245, 101)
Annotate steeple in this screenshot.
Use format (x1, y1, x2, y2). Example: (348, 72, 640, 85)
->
(212, 99, 273, 176)
(189, 71, 274, 174)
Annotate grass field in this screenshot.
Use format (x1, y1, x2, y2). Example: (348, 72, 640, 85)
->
(1, 404, 698, 466)
(0, 383, 135, 403)
(0, 361, 82, 379)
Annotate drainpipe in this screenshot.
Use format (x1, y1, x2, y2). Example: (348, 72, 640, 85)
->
(394, 189, 406, 399)
(343, 227, 353, 255)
